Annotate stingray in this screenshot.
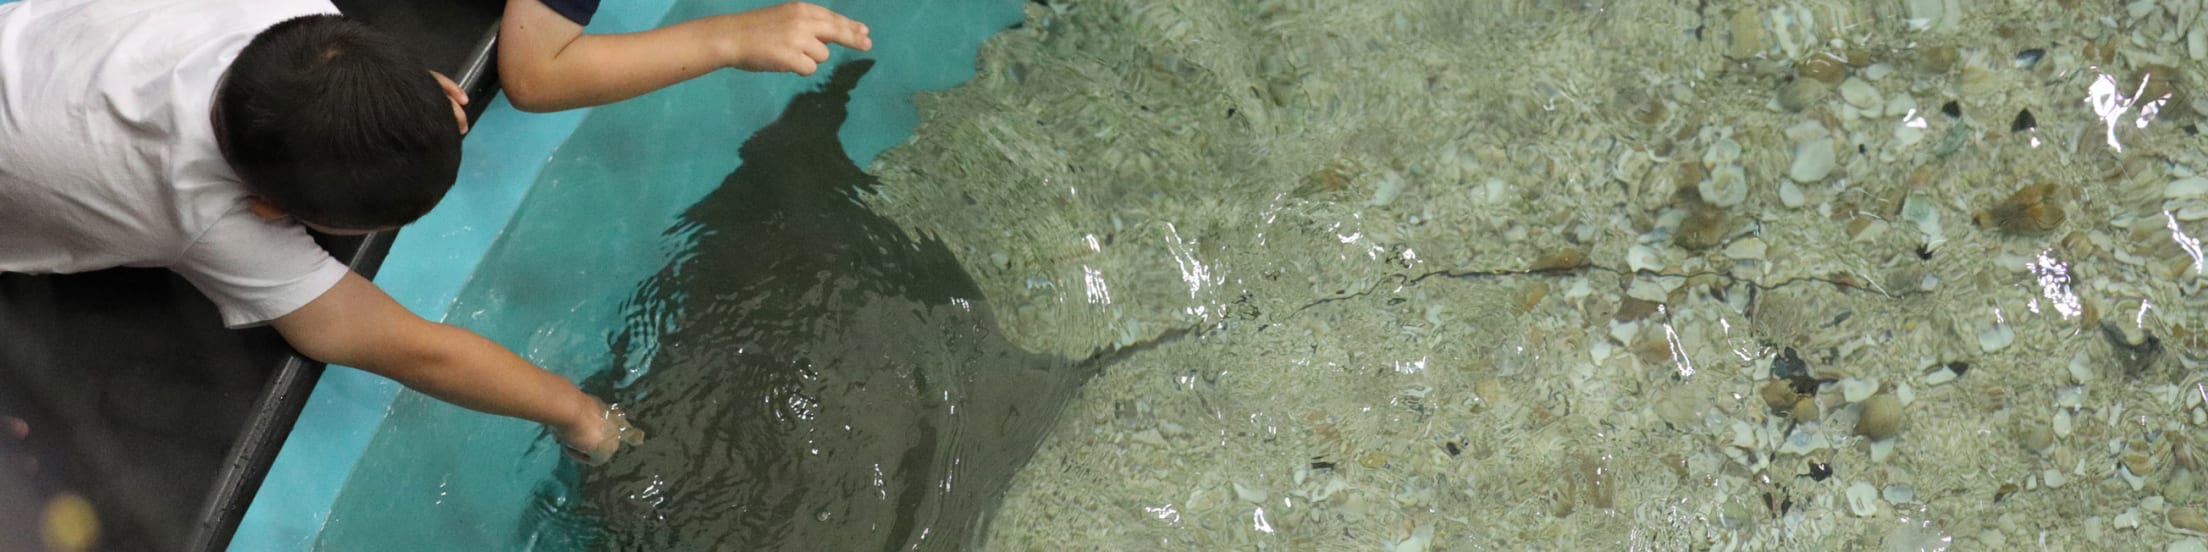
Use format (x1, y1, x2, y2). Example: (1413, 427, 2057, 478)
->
(521, 60, 1172, 551)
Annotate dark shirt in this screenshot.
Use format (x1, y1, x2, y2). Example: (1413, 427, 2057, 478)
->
(536, 0, 599, 25)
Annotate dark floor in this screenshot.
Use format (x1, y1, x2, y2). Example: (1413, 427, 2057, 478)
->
(0, 270, 296, 552)
(0, 0, 502, 550)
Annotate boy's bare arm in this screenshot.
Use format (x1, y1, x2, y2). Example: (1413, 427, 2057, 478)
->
(498, 0, 872, 112)
(272, 272, 630, 461)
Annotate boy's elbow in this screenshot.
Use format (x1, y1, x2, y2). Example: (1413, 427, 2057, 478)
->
(501, 76, 562, 113)
(499, 56, 604, 113)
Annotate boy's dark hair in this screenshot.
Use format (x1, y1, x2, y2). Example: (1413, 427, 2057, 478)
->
(214, 15, 460, 231)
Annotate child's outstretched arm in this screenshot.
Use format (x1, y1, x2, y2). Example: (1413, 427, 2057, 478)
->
(272, 272, 638, 463)
(498, 1, 872, 112)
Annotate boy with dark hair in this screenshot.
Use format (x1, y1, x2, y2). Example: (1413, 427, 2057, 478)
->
(0, 0, 871, 463)
(215, 14, 467, 232)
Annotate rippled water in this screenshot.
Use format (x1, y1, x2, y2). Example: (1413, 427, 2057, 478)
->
(854, 0, 2208, 549)
(319, 0, 2208, 549)
(517, 61, 1128, 551)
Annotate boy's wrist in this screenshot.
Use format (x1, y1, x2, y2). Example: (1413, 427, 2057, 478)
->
(547, 391, 600, 446)
(552, 392, 644, 465)
(701, 15, 747, 70)
(563, 392, 605, 433)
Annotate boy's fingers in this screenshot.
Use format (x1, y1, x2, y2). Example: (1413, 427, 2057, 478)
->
(795, 1, 833, 20)
(818, 19, 870, 51)
(789, 55, 819, 76)
(801, 41, 831, 64)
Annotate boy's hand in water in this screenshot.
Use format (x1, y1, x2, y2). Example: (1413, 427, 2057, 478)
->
(711, 2, 873, 76)
(557, 398, 645, 466)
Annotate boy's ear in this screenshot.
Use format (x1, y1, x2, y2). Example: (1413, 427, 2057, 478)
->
(246, 197, 289, 221)
(431, 71, 469, 135)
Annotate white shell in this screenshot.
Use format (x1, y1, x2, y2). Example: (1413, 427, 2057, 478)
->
(1723, 238, 1767, 260)
(2175, 202, 2208, 221)
(1779, 180, 1809, 208)
(1924, 367, 1958, 386)
(2177, 177, 2208, 199)
(1884, 94, 1916, 118)
(1865, 63, 1895, 82)
(1233, 481, 1267, 504)
(1841, 377, 1879, 402)
(1906, 0, 1942, 30)
(1894, 123, 1926, 147)
(1627, 244, 1664, 273)
(1789, 138, 1837, 183)
(1847, 481, 1881, 516)
(1367, 171, 1406, 207)
(2116, 507, 2143, 529)
(1700, 165, 1749, 207)
(1979, 322, 2015, 352)
(1703, 139, 1742, 168)
(1902, 191, 1945, 251)
(1778, 429, 1829, 455)
(1881, 484, 1915, 504)
(1839, 78, 1882, 109)
(1869, 435, 1898, 462)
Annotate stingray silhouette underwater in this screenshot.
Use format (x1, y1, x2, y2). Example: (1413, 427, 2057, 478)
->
(519, 59, 1179, 551)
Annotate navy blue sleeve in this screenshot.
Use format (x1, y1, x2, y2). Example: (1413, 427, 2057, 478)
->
(536, 0, 600, 26)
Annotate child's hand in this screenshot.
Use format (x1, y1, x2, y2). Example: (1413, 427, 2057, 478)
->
(557, 398, 645, 466)
(713, 2, 873, 76)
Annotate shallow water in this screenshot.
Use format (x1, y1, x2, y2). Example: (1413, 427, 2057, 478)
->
(316, 0, 2208, 549)
(856, 0, 2208, 549)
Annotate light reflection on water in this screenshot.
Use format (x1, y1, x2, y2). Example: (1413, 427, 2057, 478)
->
(841, 0, 2208, 548)
(468, 1, 2208, 550)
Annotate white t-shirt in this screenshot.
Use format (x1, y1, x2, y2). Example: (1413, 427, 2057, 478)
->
(0, 0, 349, 328)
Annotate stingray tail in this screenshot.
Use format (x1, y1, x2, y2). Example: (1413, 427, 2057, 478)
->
(1072, 326, 1195, 373)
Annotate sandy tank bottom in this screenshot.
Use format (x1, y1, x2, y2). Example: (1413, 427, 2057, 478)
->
(859, 0, 2208, 549)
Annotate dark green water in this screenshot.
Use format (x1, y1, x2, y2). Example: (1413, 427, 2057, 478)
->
(525, 60, 1091, 551)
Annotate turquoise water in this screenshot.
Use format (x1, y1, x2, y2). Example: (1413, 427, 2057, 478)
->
(309, 1, 1019, 549)
(297, 0, 2208, 549)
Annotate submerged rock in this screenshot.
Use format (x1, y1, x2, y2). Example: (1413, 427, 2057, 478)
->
(1674, 201, 1728, 251)
(1974, 183, 2064, 235)
(1854, 394, 1903, 440)
(2102, 319, 2165, 376)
